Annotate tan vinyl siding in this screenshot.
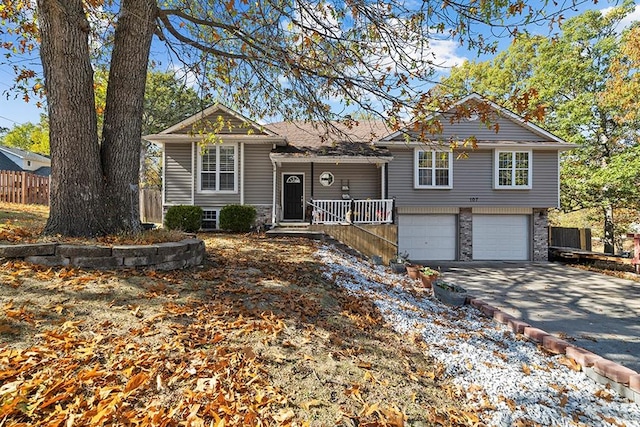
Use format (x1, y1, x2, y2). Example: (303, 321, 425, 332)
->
(311, 164, 382, 200)
(391, 115, 546, 142)
(174, 111, 268, 135)
(387, 147, 559, 208)
(164, 143, 192, 205)
(244, 144, 274, 204)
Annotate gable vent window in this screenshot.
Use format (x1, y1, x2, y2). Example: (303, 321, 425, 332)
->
(201, 209, 219, 230)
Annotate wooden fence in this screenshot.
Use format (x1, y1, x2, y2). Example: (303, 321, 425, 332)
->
(0, 170, 50, 205)
(139, 188, 162, 224)
(549, 227, 592, 251)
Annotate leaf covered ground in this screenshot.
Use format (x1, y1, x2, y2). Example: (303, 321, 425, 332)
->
(1, 232, 473, 426)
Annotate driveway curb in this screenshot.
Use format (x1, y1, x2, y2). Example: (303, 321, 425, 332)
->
(467, 296, 640, 404)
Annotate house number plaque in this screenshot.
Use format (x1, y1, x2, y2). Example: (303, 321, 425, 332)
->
(319, 171, 334, 187)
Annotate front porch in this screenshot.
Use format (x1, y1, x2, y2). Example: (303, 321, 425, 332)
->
(269, 198, 398, 265)
(307, 199, 394, 225)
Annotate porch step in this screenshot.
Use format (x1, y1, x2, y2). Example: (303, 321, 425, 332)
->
(266, 226, 325, 240)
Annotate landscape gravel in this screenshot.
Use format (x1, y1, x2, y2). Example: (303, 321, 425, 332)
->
(316, 244, 640, 427)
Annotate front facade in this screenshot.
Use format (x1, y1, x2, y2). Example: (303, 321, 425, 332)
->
(145, 94, 572, 262)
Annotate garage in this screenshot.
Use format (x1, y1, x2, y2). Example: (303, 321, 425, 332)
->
(473, 215, 530, 260)
(398, 214, 457, 261)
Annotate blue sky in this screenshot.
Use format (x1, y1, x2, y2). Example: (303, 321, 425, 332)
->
(0, 0, 638, 129)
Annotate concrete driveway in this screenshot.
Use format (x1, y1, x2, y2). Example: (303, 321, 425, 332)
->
(432, 262, 640, 373)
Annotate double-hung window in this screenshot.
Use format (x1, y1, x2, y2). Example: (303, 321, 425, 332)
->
(199, 144, 237, 193)
(414, 149, 452, 189)
(494, 150, 531, 189)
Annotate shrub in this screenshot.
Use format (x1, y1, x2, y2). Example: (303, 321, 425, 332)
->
(164, 205, 203, 233)
(219, 204, 256, 232)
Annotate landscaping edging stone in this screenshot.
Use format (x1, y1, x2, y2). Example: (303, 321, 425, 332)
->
(466, 296, 640, 404)
(0, 239, 206, 271)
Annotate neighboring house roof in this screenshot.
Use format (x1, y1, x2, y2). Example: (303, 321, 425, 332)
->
(33, 166, 52, 176)
(0, 145, 51, 163)
(0, 151, 23, 172)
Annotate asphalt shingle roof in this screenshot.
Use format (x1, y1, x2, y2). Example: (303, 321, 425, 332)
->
(266, 120, 392, 157)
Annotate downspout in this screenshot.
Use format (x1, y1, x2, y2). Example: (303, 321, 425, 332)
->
(161, 142, 166, 224)
(240, 142, 245, 205)
(381, 163, 386, 199)
(191, 141, 195, 205)
(271, 157, 277, 226)
(310, 162, 314, 198)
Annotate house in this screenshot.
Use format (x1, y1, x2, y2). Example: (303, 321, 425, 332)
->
(0, 145, 51, 176)
(144, 94, 573, 262)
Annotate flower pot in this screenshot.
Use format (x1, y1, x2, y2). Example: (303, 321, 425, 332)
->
(405, 264, 420, 280)
(419, 272, 438, 288)
(432, 280, 468, 306)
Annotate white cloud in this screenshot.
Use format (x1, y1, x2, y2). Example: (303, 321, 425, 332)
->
(427, 38, 468, 69)
(169, 64, 199, 89)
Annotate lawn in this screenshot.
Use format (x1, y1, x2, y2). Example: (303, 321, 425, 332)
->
(0, 204, 465, 426)
(2, 204, 638, 426)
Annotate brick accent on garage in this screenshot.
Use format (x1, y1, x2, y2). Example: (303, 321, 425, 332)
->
(458, 208, 472, 261)
(0, 239, 206, 270)
(533, 208, 549, 261)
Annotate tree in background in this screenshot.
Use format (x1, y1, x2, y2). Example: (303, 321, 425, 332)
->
(93, 68, 202, 188)
(437, 1, 639, 254)
(0, 114, 50, 155)
(1, 0, 597, 236)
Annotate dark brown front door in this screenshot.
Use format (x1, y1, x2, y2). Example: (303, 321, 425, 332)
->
(283, 174, 304, 220)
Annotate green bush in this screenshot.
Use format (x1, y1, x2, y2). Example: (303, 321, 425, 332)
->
(219, 204, 256, 232)
(164, 205, 203, 233)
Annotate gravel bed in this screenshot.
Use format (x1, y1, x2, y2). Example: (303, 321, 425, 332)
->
(316, 245, 640, 427)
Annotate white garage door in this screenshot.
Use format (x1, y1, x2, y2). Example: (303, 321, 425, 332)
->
(473, 215, 530, 260)
(398, 215, 457, 261)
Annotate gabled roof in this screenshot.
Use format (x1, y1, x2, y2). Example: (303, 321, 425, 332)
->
(266, 120, 390, 149)
(379, 93, 569, 146)
(0, 151, 23, 172)
(0, 145, 51, 163)
(159, 103, 278, 136)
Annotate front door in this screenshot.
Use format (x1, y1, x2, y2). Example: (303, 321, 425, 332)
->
(283, 174, 304, 220)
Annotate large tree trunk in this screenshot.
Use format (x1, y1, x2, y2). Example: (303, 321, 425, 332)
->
(101, 0, 157, 234)
(38, 0, 107, 236)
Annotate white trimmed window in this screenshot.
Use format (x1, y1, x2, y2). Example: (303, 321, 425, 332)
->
(414, 149, 452, 189)
(495, 150, 532, 189)
(198, 143, 238, 193)
(201, 209, 219, 230)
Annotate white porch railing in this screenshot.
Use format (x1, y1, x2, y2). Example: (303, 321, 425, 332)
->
(309, 199, 394, 225)
(352, 199, 394, 224)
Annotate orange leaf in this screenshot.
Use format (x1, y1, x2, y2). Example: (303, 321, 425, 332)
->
(124, 372, 148, 394)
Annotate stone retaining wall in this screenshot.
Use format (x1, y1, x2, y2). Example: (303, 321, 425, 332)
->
(0, 238, 206, 270)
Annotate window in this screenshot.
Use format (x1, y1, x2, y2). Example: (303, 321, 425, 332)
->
(201, 209, 219, 230)
(198, 144, 237, 193)
(495, 150, 531, 189)
(414, 149, 452, 188)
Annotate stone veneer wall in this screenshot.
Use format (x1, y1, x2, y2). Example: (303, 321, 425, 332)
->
(533, 208, 549, 261)
(0, 238, 206, 270)
(254, 205, 273, 228)
(458, 208, 473, 261)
